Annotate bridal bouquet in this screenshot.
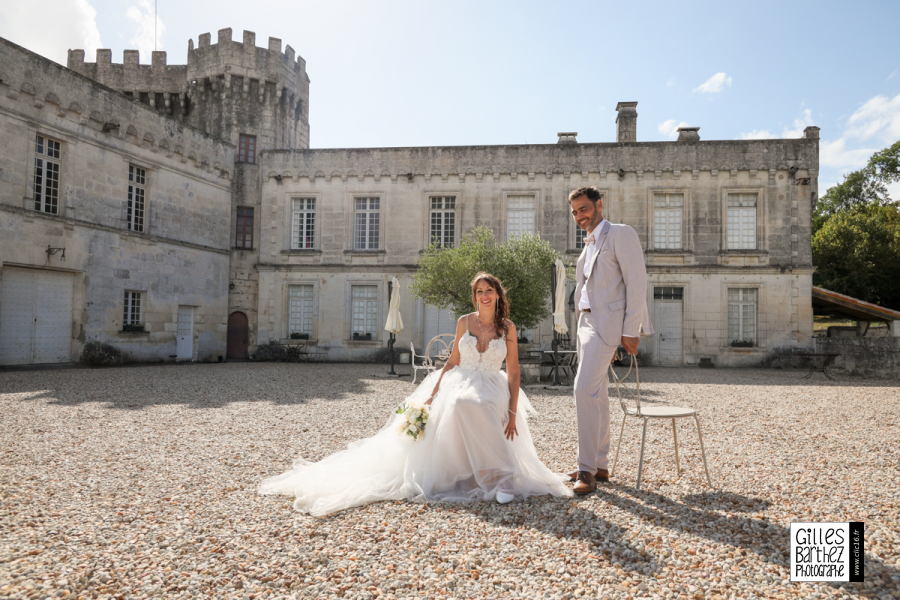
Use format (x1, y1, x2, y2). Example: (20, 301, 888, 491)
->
(395, 400, 429, 441)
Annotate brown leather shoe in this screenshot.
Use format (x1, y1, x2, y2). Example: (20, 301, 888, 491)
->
(568, 468, 610, 483)
(572, 471, 597, 495)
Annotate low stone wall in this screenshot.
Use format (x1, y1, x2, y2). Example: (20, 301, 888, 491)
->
(814, 336, 900, 379)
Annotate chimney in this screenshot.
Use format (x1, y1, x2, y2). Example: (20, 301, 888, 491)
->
(676, 126, 700, 142)
(615, 101, 638, 142)
(557, 132, 578, 144)
(804, 126, 820, 140)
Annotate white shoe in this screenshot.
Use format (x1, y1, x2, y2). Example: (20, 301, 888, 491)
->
(495, 491, 515, 504)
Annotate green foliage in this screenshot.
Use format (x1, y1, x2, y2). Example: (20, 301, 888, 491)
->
(252, 341, 307, 362)
(813, 140, 899, 232)
(80, 341, 132, 366)
(411, 226, 560, 330)
(812, 142, 900, 308)
(812, 203, 900, 309)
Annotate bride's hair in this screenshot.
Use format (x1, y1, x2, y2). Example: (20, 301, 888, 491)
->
(470, 272, 510, 337)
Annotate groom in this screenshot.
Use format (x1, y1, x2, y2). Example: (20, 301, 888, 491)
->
(568, 186, 652, 495)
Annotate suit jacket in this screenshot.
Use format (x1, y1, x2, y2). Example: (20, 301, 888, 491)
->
(574, 220, 654, 346)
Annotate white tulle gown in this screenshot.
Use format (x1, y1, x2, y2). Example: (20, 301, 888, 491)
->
(259, 331, 572, 516)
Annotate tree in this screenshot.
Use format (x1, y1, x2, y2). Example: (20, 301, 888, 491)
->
(411, 226, 560, 330)
(813, 140, 900, 232)
(812, 203, 900, 309)
(812, 141, 900, 308)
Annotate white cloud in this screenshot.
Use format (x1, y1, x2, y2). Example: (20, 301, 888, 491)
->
(820, 94, 900, 173)
(658, 119, 690, 140)
(739, 129, 776, 140)
(126, 0, 166, 59)
(739, 108, 814, 140)
(820, 138, 877, 170)
(843, 93, 900, 143)
(0, 0, 102, 65)
(693, 72, 732, 94)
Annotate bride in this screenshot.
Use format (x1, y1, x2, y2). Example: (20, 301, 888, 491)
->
(259, 272, 572, 515)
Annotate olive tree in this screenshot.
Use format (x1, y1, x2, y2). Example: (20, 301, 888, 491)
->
(411, 226, 560, 330)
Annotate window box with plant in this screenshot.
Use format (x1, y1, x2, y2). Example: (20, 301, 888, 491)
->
(289, 332, 310, 340)
(122, 323, 146, 333)
(352, 332, 373, 341)
(729, 340, 754, 348)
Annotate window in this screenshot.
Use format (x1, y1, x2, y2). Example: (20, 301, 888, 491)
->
(288, 285, 315, 338)
(123, 290, 144, 331)
(727, 193, 757, 249)
(727, 288, 757, 346)
(653, 193, 683, 249)
(127, 165, 146, 232)
(238, 133, 256, 163)
(354, 197, 380, 250)
(429, 195, 456, 247)
(291, 197, 316, 249)
(350, 285, 378, 340)
(507, 195, 535, 239)
(235, 206, 254, 249)
(654, 286, 684, 300)
(33, 134, 61, 214)
(574, 228, 587, 251)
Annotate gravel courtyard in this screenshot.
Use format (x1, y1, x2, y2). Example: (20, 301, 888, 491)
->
(1, 363, 897, 599)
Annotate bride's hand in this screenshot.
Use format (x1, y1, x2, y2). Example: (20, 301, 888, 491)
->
(504, 413, 518, 440)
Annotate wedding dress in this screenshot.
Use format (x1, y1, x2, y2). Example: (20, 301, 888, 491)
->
(259, 329, 572, 516)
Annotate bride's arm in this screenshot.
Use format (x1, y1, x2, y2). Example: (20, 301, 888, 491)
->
(503, 321, 520, 440)
(427, 316, 466, 403)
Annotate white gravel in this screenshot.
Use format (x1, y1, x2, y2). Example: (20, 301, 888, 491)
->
(1, 362, 898, 599)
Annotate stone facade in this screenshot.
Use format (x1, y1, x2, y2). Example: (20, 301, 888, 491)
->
(256, 134, 818, 366)
(0, 37, 232, 363)
(0, 29, 818, 367)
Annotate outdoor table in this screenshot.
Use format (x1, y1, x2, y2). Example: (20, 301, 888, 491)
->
(542, 350, 578, 385)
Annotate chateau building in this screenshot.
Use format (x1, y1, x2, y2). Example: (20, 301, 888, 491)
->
(0, 29, 818, 367)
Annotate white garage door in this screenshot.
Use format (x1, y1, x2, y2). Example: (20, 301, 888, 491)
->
(0, 267, 73, 365)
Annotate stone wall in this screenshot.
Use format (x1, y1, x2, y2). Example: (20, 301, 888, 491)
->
(814, 337, 900, 379)
(0, 37, 232, 363)
(253, 136, 817, 362)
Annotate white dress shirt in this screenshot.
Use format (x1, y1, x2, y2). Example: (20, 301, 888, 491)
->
(578, 219, 607, 311)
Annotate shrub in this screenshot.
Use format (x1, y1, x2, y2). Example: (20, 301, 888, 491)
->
(80, 341, 132, 367)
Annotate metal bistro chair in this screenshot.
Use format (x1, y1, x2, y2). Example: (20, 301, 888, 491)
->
(409, 342, 438, 383)
(609, 354, 714, 490)
(425, 334, 455, 366)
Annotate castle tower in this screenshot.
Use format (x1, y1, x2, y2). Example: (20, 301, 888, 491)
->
(67, 28, 312, 358)
(67, 28, 310, 151)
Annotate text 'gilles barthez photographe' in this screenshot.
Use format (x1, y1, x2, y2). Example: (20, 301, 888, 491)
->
(790, 522, 864, 582)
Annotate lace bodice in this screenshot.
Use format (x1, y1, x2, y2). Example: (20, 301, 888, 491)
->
(458, 332, 507, 372)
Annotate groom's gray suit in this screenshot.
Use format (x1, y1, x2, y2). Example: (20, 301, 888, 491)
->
(573, 219, 652, 473)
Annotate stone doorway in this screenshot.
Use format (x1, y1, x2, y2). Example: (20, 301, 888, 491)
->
(226, 311, 249, 360)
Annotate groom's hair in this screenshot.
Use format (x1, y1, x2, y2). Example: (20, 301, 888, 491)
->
(568, 186, 602, 203)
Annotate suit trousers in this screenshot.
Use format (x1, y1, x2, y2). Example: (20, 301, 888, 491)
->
(574, 311, 619, 472)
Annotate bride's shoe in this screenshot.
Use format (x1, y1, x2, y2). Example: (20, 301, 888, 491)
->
(495, 491, 515, 504)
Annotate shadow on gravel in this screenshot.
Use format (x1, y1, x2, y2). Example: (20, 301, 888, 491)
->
(449, 499, 661, 575)
(601, 486, 895, 598)
(0, 363, 382, 410)
(631, 367, 896, 388)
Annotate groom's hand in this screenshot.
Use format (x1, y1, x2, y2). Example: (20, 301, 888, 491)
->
(621, 336, 639, 355)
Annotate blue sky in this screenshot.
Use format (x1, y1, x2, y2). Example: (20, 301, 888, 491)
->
(2, 0, 898, 194)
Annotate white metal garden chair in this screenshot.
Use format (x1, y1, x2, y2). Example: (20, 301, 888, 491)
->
(609, 354, 714, 490)
(409, 342, 437, 383)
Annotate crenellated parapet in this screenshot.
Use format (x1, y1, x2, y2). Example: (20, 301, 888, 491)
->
(65, 28, 310, 150)
(2, 37, 233, 181)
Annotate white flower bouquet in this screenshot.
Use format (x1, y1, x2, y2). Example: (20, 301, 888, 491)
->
(395, 400, 429, 441)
